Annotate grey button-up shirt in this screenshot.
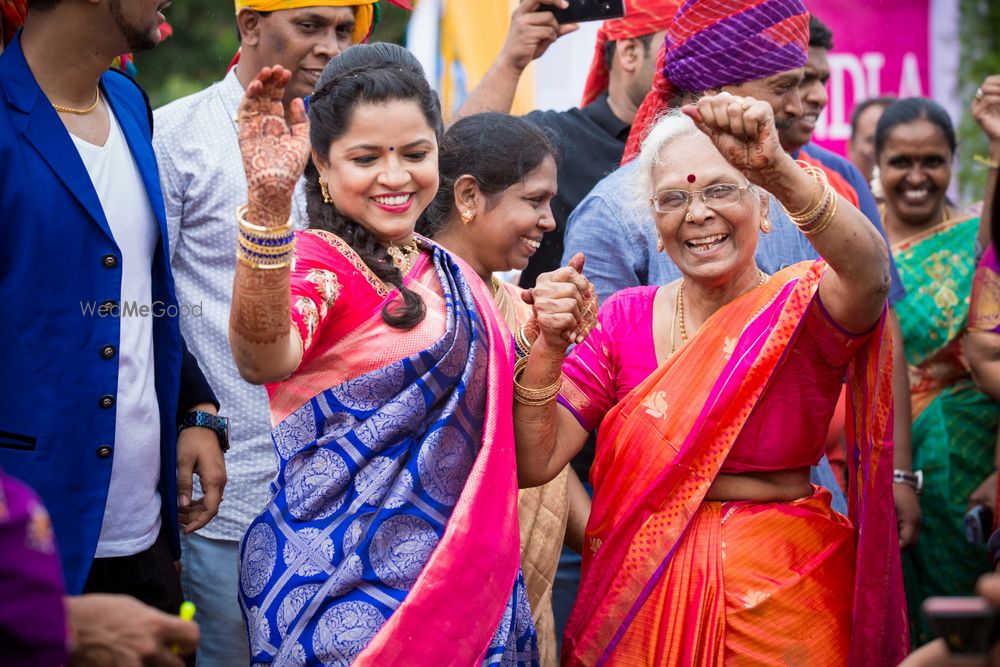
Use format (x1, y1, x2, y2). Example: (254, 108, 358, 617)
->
(154, 69, 307, 541)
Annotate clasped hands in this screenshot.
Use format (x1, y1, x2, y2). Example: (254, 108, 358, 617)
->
(522, 253, 598, 351)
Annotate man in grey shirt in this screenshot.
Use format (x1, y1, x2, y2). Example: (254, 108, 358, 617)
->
(154, 3, 377, 664)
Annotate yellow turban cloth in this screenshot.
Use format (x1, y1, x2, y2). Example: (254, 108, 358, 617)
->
(234, 0, 378, 44)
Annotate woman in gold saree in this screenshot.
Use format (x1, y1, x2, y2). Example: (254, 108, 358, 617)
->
(513, 94, 907, 665)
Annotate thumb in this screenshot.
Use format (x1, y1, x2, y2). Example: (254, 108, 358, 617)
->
(567, 252, 586, 274)
(520, 288, 535, 305)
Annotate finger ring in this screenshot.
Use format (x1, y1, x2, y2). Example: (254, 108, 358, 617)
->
(976, 87, 985, 101)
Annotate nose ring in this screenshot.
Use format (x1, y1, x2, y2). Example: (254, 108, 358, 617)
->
(685, 211, 695, 222)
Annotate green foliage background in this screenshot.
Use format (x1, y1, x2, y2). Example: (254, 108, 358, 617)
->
(136, 4, 410, 109)
(136, 3, 997, 202)
(958, 0, 1000, 203)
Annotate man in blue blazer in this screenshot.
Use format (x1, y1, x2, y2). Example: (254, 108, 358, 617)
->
(0, 0, 226, 610)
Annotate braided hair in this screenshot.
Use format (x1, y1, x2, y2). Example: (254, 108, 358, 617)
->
(305, 42, 442, 330)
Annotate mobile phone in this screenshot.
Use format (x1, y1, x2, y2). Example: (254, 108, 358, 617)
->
(923, 596, 1000, 656)
(966, 503, 994, 544)
(542, 0, 625, 24)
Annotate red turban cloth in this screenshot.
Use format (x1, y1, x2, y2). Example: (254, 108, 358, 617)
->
(1, 0, 27, 47)
(580, 0, 682, 107)
(622, 0, 809, 162)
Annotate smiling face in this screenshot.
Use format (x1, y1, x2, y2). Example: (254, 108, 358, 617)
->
(725, 68, 804, 149)
(652, 134, 764, 288)
(315, 99, 439, 244)
(781, 47, 830, 151)
(249, 6, 356, 103)
(877, 117, 952, 229)
(467, 155, 558, 275)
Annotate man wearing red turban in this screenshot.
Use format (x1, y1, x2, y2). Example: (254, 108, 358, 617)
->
(457, 0, 681, 292)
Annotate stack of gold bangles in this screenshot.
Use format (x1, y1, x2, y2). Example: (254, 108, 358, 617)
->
(236, 204, 296, 270)
(785, 161, 838, 236)
(513, 356, 561, 406)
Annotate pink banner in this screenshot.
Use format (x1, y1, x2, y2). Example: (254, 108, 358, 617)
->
(808, 0, 931, 156)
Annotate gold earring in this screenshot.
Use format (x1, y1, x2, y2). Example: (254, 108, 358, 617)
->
(460, 210, 474, 225)
(319, 178, 332, 204)
(657, 238, 665, 253)
(760, 216, 772, 234)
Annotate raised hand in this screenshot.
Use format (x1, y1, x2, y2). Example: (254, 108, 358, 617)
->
(498, 0, 578, 74)
(523, 252, 597, 350)
(238, 66, 311, 227)
(973, 75, 1000, 145)
(683, 93, 786, 187)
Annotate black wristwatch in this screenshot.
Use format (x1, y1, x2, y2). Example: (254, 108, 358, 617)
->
(178, 411, 230, 453)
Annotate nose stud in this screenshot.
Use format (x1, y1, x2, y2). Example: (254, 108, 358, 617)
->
(685, 211, 695, 222)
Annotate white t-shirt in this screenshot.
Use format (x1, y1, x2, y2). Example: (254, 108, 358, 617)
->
(72, 100, 162, 557)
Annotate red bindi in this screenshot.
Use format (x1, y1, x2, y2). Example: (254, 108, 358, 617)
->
(687, 174, 696, 183)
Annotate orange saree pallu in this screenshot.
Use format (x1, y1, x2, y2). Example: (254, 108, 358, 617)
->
(562, 262, 908, 666)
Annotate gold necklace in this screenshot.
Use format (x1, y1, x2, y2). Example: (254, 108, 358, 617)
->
(385, 239, 420, 274)
(52, 90, 100, 115)
(675, 270, 768, 348)
(490, 275, 503, 296)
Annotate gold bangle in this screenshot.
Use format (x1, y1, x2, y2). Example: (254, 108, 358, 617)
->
(784, 161, 829, 218)
(974, 154, 1000, 170)
(236, 252, 292, 270)
(790, 184, 834, 229)
(237, 204, 294, 236)
(514, 326, 533, 357)
(512, 356, 562, 405)
(801, 191, 838, 235)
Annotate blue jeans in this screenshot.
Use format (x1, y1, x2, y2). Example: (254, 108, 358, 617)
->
(179, 533, 250, 667)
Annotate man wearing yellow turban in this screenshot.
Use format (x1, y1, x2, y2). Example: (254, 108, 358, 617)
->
(152, 1, 405, 665)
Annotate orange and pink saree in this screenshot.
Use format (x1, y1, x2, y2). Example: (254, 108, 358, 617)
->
(562, 262, 908, 666)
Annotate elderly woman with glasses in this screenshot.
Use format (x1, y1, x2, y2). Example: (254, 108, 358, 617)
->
(512, 94, 907, 665)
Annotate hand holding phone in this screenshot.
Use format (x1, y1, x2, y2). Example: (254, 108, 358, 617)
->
(542, 0, 626, 24)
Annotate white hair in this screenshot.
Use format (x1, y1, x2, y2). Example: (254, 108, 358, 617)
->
(634, 109, 702, 201)
(631, 108, 765, 206)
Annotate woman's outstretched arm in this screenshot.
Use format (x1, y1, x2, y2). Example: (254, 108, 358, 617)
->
(229, 66, 311, 384)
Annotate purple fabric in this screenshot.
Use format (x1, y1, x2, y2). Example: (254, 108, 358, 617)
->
(0, 470, 68, 666)
(664, 0, 809, 92)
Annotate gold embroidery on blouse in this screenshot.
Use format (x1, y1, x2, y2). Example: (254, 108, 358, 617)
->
(294, 296, 320, 350)
(304, 269, 342, 317)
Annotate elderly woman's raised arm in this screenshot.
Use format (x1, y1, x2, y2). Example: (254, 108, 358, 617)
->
(686, 93, 890, 334)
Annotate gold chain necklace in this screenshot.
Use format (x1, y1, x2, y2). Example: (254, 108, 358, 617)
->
(385, 239, 421, 275)
(673, 270, 768, 352)
(52, 90, 100, 115)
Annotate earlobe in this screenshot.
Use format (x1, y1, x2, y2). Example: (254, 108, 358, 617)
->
(453, 174, 481, 215)
(237, 9, 260, 47)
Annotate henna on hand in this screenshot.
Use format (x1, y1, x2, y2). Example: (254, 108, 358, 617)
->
(238, 66, 312, 227)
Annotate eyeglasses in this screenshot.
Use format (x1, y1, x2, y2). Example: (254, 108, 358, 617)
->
(650, 183, 751, 214)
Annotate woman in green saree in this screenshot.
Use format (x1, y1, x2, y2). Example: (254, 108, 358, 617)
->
(879, 95, 1000, 645)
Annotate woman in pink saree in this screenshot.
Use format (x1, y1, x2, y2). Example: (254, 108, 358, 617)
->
(228, 45, 592, 666)
(513, 95, 908, 665)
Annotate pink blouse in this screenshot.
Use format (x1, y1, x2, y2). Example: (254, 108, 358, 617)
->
(559, 286, 868, 473)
